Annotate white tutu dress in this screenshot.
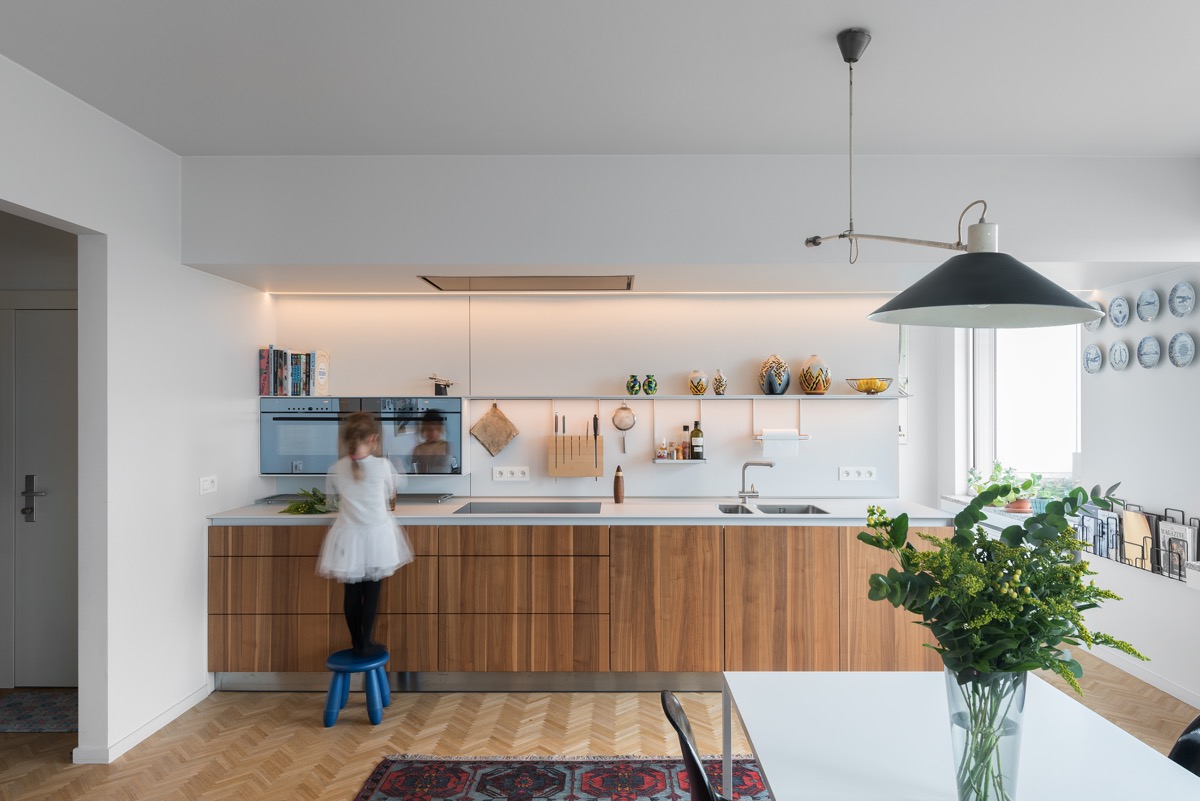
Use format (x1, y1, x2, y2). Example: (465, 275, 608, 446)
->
(316, 455, 413, 582)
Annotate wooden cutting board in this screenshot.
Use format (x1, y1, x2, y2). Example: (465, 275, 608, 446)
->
(470, 403, 520, 456)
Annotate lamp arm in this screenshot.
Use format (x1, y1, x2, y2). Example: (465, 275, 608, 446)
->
(805, 231, 967, 251)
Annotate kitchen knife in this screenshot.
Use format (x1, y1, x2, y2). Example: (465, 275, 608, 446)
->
(554, 412, 559, 468)
(593, 414, 599, 468)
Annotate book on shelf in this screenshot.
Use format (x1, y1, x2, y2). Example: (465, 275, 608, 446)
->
(259, 346, 327, 396)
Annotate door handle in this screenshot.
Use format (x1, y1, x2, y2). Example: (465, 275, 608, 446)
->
(20, 474, 45, 523)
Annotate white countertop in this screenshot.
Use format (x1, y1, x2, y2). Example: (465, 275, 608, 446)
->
(208, 496, 952, 527)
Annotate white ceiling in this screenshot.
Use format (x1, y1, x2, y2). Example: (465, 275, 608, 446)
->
(1, 0, 1198, 158)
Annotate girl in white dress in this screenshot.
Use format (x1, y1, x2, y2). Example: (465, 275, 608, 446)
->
(316, 412, 413, 657)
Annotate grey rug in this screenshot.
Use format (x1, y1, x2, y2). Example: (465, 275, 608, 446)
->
(0, 691, 77, 733)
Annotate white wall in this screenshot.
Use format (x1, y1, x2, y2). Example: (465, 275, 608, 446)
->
(0, 54, 273, 762)
(274, 293, 907, 500)
(1080, 264, 1200, 705)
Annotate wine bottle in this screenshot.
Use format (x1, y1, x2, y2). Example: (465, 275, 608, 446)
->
(690, 419, 704, 459)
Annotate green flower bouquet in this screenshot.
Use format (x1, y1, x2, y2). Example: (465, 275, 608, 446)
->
(859, 483, 1146, 801)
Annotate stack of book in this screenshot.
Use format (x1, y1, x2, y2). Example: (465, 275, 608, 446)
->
(259, 346, 329, 396)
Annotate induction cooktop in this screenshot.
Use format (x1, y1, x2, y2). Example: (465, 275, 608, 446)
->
(453, 501, 602, 515)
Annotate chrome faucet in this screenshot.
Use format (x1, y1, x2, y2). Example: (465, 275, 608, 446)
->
(739, 460, 775, 502)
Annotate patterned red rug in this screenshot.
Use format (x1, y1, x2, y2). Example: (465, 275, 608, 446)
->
(354, 755, 770, 801)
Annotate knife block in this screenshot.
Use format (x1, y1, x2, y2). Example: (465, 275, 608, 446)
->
(547, 435, 604, 478)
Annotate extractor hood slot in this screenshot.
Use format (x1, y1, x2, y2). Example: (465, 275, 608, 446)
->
(419, 275, 634, 292)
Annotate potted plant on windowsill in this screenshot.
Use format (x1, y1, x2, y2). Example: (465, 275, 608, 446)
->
(859, 483, 1146, 801)
(1001, 472, 1041, 513)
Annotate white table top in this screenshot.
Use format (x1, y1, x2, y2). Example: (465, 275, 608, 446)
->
(724, 671, 1199, 800)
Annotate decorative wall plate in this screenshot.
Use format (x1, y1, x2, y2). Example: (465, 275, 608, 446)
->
(1082, 344, 1103, 374)
(1136, 289, 1160, 322)
(1168, 332, 1195, 367)
(1109, 340, 1129, 371)
(1168, 282, 1195, 318)
(1108, 297, 1130, 327)
(1137, 336, 1161, 368)
(1083, 301, 1105, 331)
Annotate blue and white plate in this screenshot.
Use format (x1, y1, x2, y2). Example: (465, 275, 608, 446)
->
(1082, 301, 1105, 331)
(1168, 332, 1195, 367)
(1108, 297, 1130, 328)
(1109, 340, 1129, 371)
(1137, 289, 1160, 323)
(1083, 344, 1103, 373)
(1169, 282, 1195, 318)
(1137, 336, 1161, 368)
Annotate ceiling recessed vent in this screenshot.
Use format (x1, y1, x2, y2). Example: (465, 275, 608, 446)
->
(419, 275, 634, 292)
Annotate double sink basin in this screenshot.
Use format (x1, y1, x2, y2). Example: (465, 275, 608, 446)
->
(718, 503, 828, 515)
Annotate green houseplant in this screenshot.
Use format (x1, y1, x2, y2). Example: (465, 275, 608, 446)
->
(859, 483, 1145, 801)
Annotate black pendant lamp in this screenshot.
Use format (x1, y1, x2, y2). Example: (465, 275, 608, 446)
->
(806, 29, 1103, 329)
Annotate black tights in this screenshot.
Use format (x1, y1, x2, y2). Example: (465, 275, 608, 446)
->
(343, 580, 382, 650)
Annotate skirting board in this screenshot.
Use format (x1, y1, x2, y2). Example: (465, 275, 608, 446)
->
(72, 679, 214, 765)
(214, 671, 724, 693)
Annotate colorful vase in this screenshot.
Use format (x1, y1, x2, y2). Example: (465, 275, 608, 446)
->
(642, 374, 658, 395)
(759, 355, 790, 395)
(688, 369, 708, 395)
(625, 374, 641, 395)
(799, 354, 831, 395)
(712, 369, 727, 396)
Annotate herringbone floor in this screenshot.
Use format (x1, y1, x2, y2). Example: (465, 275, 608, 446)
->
(1, 652, 1194, 801)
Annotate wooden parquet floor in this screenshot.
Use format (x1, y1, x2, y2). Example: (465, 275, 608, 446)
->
(1, 655, 1194, 801)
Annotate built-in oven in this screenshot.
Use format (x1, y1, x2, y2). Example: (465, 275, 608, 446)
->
(360, 397, 463, 475)
(259, 397, 361, 475)
(260, 396, 463, 476)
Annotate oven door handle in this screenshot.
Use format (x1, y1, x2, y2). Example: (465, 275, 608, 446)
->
(268, 415, 354, 422)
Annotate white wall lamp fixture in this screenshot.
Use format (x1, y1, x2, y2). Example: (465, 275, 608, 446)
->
(805, 28, 1103, 329)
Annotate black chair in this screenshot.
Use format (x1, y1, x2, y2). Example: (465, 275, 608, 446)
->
(1168, 713, 1200, 777)
(661, 690, 728, 801)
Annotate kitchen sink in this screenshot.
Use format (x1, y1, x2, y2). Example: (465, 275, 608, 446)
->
(717, 504, 757, 514)
(754, 504, 829, 515)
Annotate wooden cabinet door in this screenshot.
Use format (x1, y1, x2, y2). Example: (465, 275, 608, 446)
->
(724, 526, 840, 670)
(840, 525, 950, 671)
(610, 525, 723, 672)
(439, 614, 609, 672)
(439, 556, 608, 614)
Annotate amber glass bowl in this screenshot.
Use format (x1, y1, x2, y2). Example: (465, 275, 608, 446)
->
(846, 377, 893, 395)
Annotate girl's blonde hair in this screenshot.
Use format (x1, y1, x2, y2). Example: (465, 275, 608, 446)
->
(341, 411, 378, 480)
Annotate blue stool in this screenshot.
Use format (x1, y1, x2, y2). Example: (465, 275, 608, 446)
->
(323, 648, 391, 726)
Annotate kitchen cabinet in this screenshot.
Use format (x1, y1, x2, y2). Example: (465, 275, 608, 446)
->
(839, 524, 949, 671)
(437, 525, 609, 671)
(724, 525, 840, 670)
(207, 524, 438, 672)
(610, 525, 723, 672)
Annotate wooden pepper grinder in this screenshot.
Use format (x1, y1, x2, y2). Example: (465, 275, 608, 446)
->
(613, 465, 625, 504)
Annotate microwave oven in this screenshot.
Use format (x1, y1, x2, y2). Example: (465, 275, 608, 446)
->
(259, 396, 463, 476)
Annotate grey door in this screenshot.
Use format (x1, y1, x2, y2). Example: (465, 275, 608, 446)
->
(14, 309, 78, 686)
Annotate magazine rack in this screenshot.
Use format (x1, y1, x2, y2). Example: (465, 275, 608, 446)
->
(1079, 503, 1199, 584)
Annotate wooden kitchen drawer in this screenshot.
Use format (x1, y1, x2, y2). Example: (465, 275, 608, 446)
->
(208, 555, 437, 614)
(439, 614, 610, 672)
(438, 525, 608, 556)
(208, 524, 437, 556)
(439, 556, 608, 614)
(208, 613, 438, 672)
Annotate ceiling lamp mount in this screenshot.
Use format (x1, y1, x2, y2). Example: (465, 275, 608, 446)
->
(807, 28, 1103, 329)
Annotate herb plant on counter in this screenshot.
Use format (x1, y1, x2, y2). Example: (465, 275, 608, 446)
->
(279, 487, 329, 515)
(859, 483, 1146, 693)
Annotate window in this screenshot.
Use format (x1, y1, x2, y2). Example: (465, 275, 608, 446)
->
(972, 326, 1079, 478)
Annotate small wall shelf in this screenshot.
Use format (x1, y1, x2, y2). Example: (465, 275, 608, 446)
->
(652, 458, 707, 464)
(462, 393, 907, 401)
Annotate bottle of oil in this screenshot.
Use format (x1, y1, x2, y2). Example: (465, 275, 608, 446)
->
(681, 425, 691, 459)
(690, 419, 704, 460)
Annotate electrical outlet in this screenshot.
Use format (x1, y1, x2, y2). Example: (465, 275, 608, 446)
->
(839, 466, 876, 481)
(492, 466, 530, 482)
(199, 475, 218, 494)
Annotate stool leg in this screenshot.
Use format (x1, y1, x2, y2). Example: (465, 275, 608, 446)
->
(340, 671, 351, 709)
(365, 668, 383, 725)
(377, 667, 391, 708)
(324, 672, 346, 727)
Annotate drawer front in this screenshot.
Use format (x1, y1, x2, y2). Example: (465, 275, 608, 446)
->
(208, 524, 437, 556)
(439, 614, 610, 672)
(439, 526, 608, 555)
(439, 556, 608, 614)
(208, 614, 438, 672)
(209, 555, 437, 614)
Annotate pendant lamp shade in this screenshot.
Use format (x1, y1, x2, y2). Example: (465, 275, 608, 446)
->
(867, 252, 1103, 328)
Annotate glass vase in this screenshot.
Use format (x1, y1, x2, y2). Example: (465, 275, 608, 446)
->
(944, 668, 1027, 801)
